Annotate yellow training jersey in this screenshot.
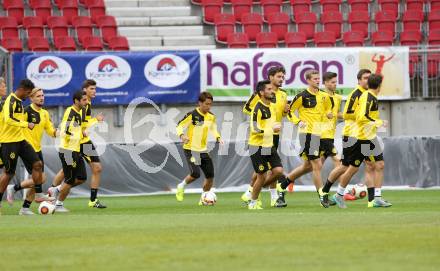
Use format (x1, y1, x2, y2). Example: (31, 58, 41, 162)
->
(0, 93, 28, 143)
(342, 85, 367, 138)
(248, 100, 277, 148)
(80, 101, 97, 144)
(176, 108, 221, 152)
(321, 92, 342, 139)
(59, 106, 83, 152)
(288, 89, 330, 135)
(23, 104, 56, 152)
(356, 90, 383, 140)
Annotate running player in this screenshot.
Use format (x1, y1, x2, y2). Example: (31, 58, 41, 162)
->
(241, 66, 289, 207)
(6, 88, 57, 215)
(247, 80, 284, 210)
(175, 92, 223, 205)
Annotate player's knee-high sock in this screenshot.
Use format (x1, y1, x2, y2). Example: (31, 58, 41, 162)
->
(322, 179, 334, 193)
(368, 187, 374, 202)
(279, 176, 293, 190)
(90, 188, 98, 202)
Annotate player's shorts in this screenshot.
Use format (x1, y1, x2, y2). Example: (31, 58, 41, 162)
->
(299, 133, 321, 161)
(341, 136, 359, 167)
(1, 140, 40, 175)
(184, 149, 214, 179)
(80, 140, 100, 163)
(350, 138, 384, 167)
(320, 138, 337, 159)
(59, 149, 87, 185)
(273, 134, 280, 151)
(0, 145, 3, 169)
(249, 146, 282, 174)
(24, 151, 44, 174)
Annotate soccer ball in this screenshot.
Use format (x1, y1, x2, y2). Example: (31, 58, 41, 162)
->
(352, 183, 367, 199)
(201, 191, 217, 206)
(38, 201, 56, 215)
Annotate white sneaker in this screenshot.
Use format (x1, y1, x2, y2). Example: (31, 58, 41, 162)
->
(55, 205, 69, 213)
(35, 193, 55, 203)
(47, 187, 59, 200)
(18, 208, 35, 215)
(6, 184, 15, 206)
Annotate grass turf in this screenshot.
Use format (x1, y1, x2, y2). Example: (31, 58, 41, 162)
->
(0, 190, 439, 271)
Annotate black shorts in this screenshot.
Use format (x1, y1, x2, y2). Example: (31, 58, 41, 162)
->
(349, 138, 384, 167)
(184, 149, 214, 179)
(320, 138, 337, 159)
(0, 145, 3, 168)
(299, 133, 321, 161)
(273, 134, 280, 150)
(80, 140, 100, 163)
(250, 146, 283, 174)
(0, 140, 40, 175)
(59, 149, 87, 185)
(25, 151, 44, 174)
(341, 136, 359, 167)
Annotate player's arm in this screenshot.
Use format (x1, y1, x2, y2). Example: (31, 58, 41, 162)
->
(336, 96, 343, 120)
(323, 94, 333, 119)
(242, 94, 258, 115)
(209, 116, 221, 142)
(342, 95, 358, 121)
(282, 92, 289, 117)
(356, 95, 383, 127)
(4, 99, 28, 128)
(287, 94, 302, 125)
(250, 107, 264, 134)
(44, 111, 57, 137)
(176, 112, 192, 138)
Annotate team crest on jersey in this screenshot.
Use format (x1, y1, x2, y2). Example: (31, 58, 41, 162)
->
(10, 152, 15, 159)
(32, 117, 37, 123)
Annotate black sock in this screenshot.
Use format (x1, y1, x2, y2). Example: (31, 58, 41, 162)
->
(278, 174, 287, 184)
(0, 192, 3, 201)
(322, 179, 334, 193)
(368, 187, 375, 202)
(14, 183, 22, 192)
(22, 200, 32, 208)
(280, 177, 292, 190)
(90, 188, 98, 202)
(34, 184, 42, 193)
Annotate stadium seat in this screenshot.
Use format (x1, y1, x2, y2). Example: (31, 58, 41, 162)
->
(201, 0, 223, 24)
(320, 0, 342, 12)
(342, 31, 364, 46)
(261, 0, 283, 21)
(430, 0, 440, 11)
(0, 17, 19, 38)
(403, 11, 424, 32)
(400, 30, 422, 46)
(296, 12, 317, 39)
(96, 15, 118, 44)
(58, 0, 79, 25)
(347, 0, 369, 12)
(48, 16, 70, 38)
(378, 0, 399, 14)
(29, 0, 52, 24)
(428, 10, 440, 30)
(428, 30, 440, 44)
(108, 36, 130, 50)
(406, 0, 424, 12)
(214, 13, 236, 43)
(0, 37, 23, 52)
(376, 10, 397, 36)
(242, 13, 263, 41)
(256, 32, 278, 47)
(427, 54, 440, 78)
(23, 17, 45, 38)
(348, 11, 369, 38)
(267, 12, 290, 41)
(82, 36, 104, 51)
(72, 16, 94, 44)
(232, 0, 253, 23)
(314, 31, 336, 47)
(28, 37, 51, 51)
(227, 32, 249, 48)
(321, 11, 343, 39)
(409, 54, 419, 78)
(86, 0, 106, 24)
(284, 31, 307, 47)
(371, 30, 394, 46)
(3, 0, 24, 25)
(54, 36, 77, 51)
(290, 0, 311, 19)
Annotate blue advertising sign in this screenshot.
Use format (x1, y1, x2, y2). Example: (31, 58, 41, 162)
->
(12, 51, 200, 106)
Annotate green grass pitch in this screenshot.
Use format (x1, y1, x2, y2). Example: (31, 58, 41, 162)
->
(0, 190, 439, 271)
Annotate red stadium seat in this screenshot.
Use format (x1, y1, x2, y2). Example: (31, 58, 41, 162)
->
(28, 37, 50, 51)
(400, 30, 422, 46)
(406, 0, 424, 12)
(296, 12, 317, 39)
(371, 30, 394, 46)
(58, 0, 79, 25)
(428, 10, 440, 30)
(290, 0, 311, 19)
(314, 31, 336, 47)
(267, 12, 290, 41)
(409, 54, 419, 78)
(72, 16, 93, 44)
(227, 32, 249, 48)
(261, 0, 283, 21)
(4, 1, 25, 25)
(0, 17, 19, 38)
(242, 13, 263, 41)
(23, 17, 45, 38)
(348, 0, 369, 12)
(321, 11, 343, 39)
(232, 0, 253, 23)
(376, 10, 397, 36)
(0, 37, 23, 52)
(256, 32, 278, 47)
(96, 15, 118, 43)
(29, 0, 52, 24)
(403, 11, 424, 32)
(427, 54, 440, 78)
(214, 13, 236, 43)
(86, 0, 106, 24)
(379, 0, 399, 14)
(284, 31, 307, 47)
(342, 31, 364, 46)
(348, 11, 369, 38)
(428, 29, 440, 44)
(54, 36, 77, 51)
(320, 0, 342, 12)
(108, 36, 130, 50)
(431, 0, 440, 11)
(48, 16, 70, 38)
(82, 36, 104, 51)
(201, 0, 223, 24)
